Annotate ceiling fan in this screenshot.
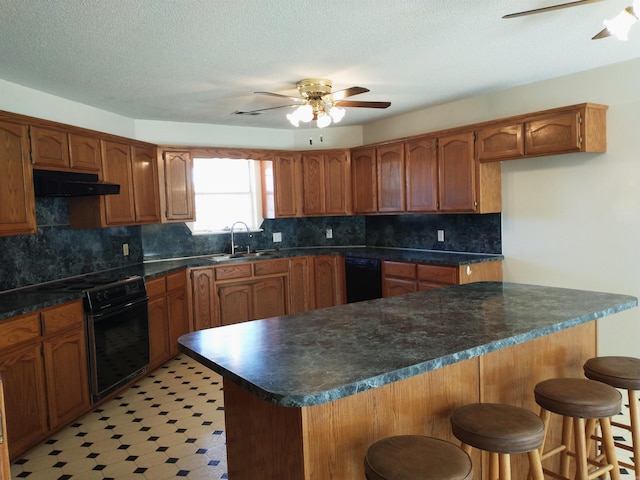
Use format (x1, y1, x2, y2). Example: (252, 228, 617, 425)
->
(503, 0, 640, 41)
(234, 78, 391, 128)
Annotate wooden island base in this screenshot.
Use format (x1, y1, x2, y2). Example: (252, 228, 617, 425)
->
(223, 322, 595, 480)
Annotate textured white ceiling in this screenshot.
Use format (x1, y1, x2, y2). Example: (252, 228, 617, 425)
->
(0, 0, 639, 129)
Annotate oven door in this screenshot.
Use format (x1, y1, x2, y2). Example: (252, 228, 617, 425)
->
(86, 297, 150, 403)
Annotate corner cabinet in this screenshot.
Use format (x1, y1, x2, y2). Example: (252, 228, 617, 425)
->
(0, 120, 36, 236)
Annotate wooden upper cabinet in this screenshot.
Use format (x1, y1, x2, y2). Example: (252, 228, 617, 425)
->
(438, 131, 477, 212)
(131, 144, 161, 223)
(0, 120, 36, 236)
(324, 151, 351, 215)
(162, 150, 195, 222)
(476, 124, 524, 162)
(301, 150, 351, 216)
(272, 152, 301, 217)
(351, 147, 377, 214)
(376, 143, 405, 213)
(68, 133, 102, 172)
(31, 126, 102, 173)
(526, 110, 582, 156)
(30, 126, 69, 169)
(405, 136, 438, 213)
(102, 139, 136, 225)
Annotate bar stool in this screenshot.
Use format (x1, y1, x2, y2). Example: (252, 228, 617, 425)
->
(450, 403, 545, 480)
(534, 377, 622, 480)
(364, 435, 473, 480)
(584, 356, 640, 477)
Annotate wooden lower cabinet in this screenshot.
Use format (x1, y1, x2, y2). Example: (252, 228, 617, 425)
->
(0, 375, 11, 480)
(0, 300, 89, 460)
(148, 270, 190, 370)
(313, 255, 345, 309)
(383, 260, 503, 297)
(288, 256, 315, 314)
(191, 267, 218, 331)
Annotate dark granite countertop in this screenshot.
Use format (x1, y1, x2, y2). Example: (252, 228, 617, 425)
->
(0, 247, 501, 321)
(178, 282, 637, 408)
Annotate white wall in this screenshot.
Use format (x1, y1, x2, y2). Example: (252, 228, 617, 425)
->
(364, 58, 640, 357)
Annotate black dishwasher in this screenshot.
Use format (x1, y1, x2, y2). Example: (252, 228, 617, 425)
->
(345, 257, 382, 303)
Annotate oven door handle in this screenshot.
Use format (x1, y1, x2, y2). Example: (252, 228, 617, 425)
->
(88, 296, 149, 321)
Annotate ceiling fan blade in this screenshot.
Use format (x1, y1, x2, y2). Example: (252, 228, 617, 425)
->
(233, 104, 299, 115)
(334, 100, 391, 109)
(591, 27, 611, 39)
(254, 91, 303, 101)
(325, 86, 369, 101)
(503, 0, 602, 18)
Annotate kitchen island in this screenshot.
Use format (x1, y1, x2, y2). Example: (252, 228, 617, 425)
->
(178, 282, 637, 480)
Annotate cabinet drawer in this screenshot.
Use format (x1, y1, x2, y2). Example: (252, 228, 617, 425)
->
(254, 259, 289, 276)
(0, 313, 40, 350)
(42, 301, 84, 334)
(417, 265, 458, 285)
(215, 263, 252, 280)
(166, 270, 186, 291)
(146, 276, 167, 298)
(383, 261, 417, 280)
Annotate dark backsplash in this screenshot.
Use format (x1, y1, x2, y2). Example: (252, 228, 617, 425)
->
(0, 198, 501, 291)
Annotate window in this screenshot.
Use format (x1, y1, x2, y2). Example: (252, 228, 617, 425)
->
(190, 158, 263, 233)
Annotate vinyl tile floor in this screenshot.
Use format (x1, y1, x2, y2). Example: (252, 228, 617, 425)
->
(10, 355, 228, 480)
(8, 355, 640, 479)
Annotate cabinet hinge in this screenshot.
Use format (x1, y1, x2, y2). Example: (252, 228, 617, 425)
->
(579, 135, 583, 144)
(474, 200, 478, 209)
(473, 132, 476, 141)
(579, 114, 583, 124)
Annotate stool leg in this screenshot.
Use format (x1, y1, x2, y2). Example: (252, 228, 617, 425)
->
(539, 407, 551, 457)
(600, 417, 621, 480)
(528, 448, 545, 480)
(499, 453, 511, 480)
(628, 390, 640, 480)
(573, 417, 590, 480)
(489, 451, 499, 480)
(560, 415, 573, 478)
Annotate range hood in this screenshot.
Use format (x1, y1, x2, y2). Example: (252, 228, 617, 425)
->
(33, 169, 120, 197)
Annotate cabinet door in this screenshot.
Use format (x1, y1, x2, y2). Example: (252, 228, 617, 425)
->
(384, 278, 417, 297)
(0, 342, 48, 459)
(102, 139, 136, 225)
(68, 133, 102, 172)
(191, 268, 218, 331)
(0, 376, 11, 480)
(30, 126, 69, 169)
(0, 120, 36, 236)
(168, 277, 190, 357)
(132, 144, 161, 223)
(324, 151, 351, 215)
(351, 147, 377, 214)
(289, 256, 314, 314)
(405, 137, 438, 212)
(313, 255, 345, 309)
(148, 294, 170, 371)
(218, 283, 253, 326)
(476, 124, 524, 162)
(163, 151, 195, 221)
(273, 153, 300, 217)
(253, 277, 287, 320)
(525, 110, 582, 156)
(438, 131, 476, 212)
(377, 143, 405, 212)
(301, 153, 325, 215)
(42, 327, 90, 429)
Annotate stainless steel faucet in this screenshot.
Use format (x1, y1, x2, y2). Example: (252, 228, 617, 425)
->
(230, 221, 252, 255)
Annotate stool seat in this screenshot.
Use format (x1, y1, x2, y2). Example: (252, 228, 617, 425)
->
(451, 403, 545, 454)
(534, 377, 622, 418)
(364, 435, 473, 480)
(584, 356, 640, 390)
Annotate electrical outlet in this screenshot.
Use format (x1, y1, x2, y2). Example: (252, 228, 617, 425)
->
(272, 232, 282, 243)
(326, 228, 333, 239)
(437, 230, 445, 242)
(122, 243, 129, 256)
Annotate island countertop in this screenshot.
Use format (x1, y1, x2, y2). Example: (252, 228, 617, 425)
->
(178, 281, 638, 408)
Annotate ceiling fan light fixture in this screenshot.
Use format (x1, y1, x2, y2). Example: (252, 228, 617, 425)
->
(329, 106, 346, 123)
(316, 112, 332, 128)
(287, 104, 314, 126)
(603, 6, 637, 40)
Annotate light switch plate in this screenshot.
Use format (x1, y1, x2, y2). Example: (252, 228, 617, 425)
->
(437, 230, 445, 242)
(273, 232, 282, 242)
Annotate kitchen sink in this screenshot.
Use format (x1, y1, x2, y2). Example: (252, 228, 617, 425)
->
(203, 251, 278, 263)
